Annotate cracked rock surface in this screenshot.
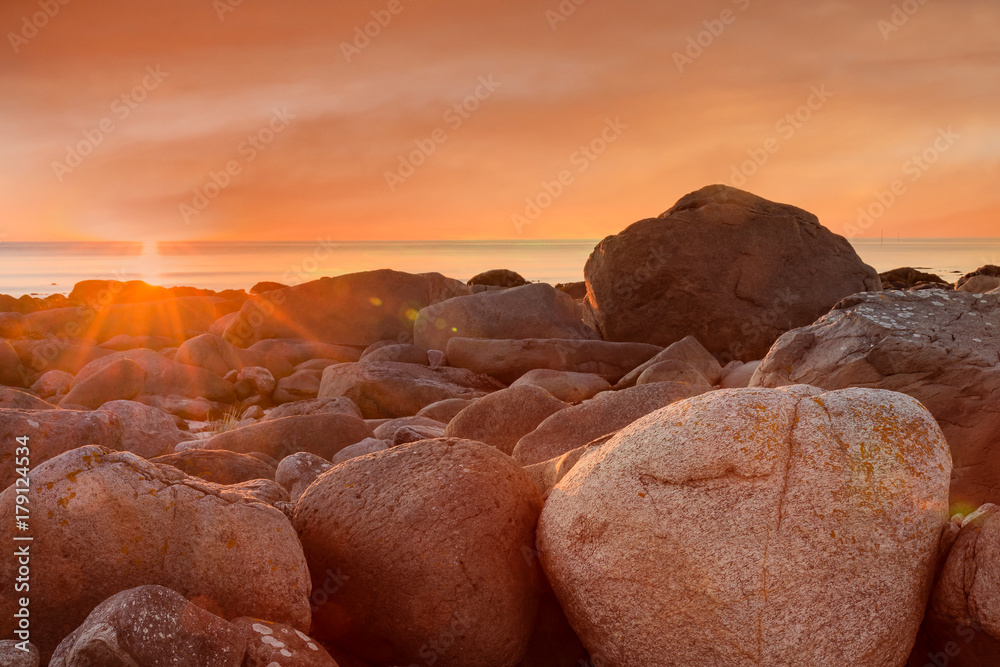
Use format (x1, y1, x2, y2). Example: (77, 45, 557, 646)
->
(751, 289, 1000, 510)
(293, 437, 543, 667)
(537, 386, 951, 667)
(0, 446, 311, 660)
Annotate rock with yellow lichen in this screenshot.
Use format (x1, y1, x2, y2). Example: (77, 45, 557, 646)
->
(751, 289, 1000, 513)
(0, 445, 311, 662)
(538, 386, 952, 667)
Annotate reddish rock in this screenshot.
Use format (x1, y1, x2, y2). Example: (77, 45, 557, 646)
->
(752, 289, 1000, 511)
(181, 414, 372, 461)
(50, 586, 247, 666)
(232, 617, 339, 666)
(294, 438, 543, 667)
(224, 271, 468, 347)
(445, 384, 568, 456)
(539, 387, 950, 666)
(318, 361, 503, 419)
(445, 337, 661, 385)
(0, 408, 125, 489)
(414, 284, 599, 352)
(511, 369, 610, 403)
(154, 449, 277, 485)
(583, 185, 880, 361)
(0, 446, 312, 657)
(512, 381, 709, 466)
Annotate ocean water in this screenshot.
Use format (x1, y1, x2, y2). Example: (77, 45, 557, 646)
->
(0, 239, 997, 298)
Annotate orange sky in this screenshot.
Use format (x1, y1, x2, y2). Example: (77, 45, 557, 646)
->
(0, 0, 998, 242)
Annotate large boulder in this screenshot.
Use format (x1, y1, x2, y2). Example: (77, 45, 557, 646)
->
(0, 409, 124, 489)
(98, 399, 186, 458)
(153, 449, 278, 485)
(0, 640, 38, 667)
(15, 338, 114, 378)
(29, 370, 74, 401)
(294, 438, 543, 667)
(444, 384, 568, 456)
(916, 504, 1000, 665)
(445, 337, 661, 385)
(275, 452, 335, 503)
(511, 369, 610, 404)
(0, 338, 24, 386)
(751, 289, 1000, 512)
(224, 270, 468, 347)
(635, 359, 713, 389)
(957, 265, 1000, 291)
(0, 387, 56, 410)
(511, 381, 709, 466)
(414, 283, 599, 352)
(0, 446, 312, 657)
(331, 437, 391, 464)
(247, 338, 361, 368)
(538, 387, 951, 666)
(274, 369, 323, 403)
(416, 398, 477, 423)
(67, 279, 244, 306)
(467, 269, 528, 288)
(49, 585, 247, 666)
(99, 333, 177, 351)
(583, 185, 880, 362)
(59, 357, 145, 409)
(181, 413, 372, 461)
(614, 335, 723, 389)
(914, 505, 1000, 665)
(373, 415, 447, 443)
(175, 333, 257, 377)
(360, 343, 429, 365)
(68, 349, 235, 408)
(720, 360, 761, 389)
(23, 296, 228, 343)
(265, 396, 363, 421)
(318, 361, 503, 419)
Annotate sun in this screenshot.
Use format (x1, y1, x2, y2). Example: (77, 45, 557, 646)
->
(137, 240, 165, 284)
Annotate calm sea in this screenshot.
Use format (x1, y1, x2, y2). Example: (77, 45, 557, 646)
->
(0, 239, 997, 298)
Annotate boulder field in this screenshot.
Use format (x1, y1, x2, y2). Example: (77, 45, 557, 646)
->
(2, 186, 998, 665)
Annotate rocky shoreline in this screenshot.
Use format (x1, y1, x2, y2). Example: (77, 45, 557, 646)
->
(2, 185, 1000, 666)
